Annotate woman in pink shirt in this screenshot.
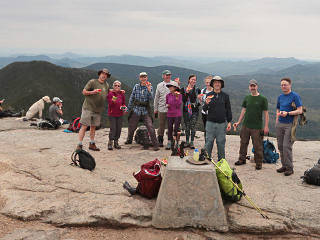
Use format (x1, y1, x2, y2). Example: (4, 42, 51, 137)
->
(166, 81, 182, 150)
(107, 80, 126, 150)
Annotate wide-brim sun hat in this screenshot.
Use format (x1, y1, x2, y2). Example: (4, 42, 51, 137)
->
(98, 68, 111, 77)
(210, 75, 224, 88)
(166, 81, 180, 90)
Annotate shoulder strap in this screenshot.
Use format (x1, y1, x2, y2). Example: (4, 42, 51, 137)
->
(70, 151, 80, 166)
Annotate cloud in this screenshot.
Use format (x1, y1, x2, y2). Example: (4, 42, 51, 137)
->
(0, 0, 320, 58)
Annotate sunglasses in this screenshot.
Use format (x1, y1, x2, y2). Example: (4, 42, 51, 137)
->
(114, 85, 121, 87)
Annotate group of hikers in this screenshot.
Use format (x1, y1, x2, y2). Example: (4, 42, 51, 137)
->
(74, 68, 303, 177)
(0, 67, 303, 176)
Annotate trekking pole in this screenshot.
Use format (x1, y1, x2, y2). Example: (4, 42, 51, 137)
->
(204, 152, 269, 219)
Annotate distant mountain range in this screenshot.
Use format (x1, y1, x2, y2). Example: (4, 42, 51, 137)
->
(0, 54, 314, 76)
(84, 63, 210, 88)
(0, 61, 319, 139)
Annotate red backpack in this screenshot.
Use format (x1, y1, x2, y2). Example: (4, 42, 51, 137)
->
(134, 159, 162, 199)
(67, 117, 82, 132)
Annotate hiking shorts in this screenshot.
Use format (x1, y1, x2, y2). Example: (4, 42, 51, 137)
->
(80, 108, 101, 127)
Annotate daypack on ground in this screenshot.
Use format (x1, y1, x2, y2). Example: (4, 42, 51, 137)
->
(302, 159, 320, 186)
(67, 117, 82, 132)
(71, 149, 96, 171)
(216, 158, 243, 202)
(134, 125, 152, 149)
(34, 119, 60, 129)
(252, 139, 279, 164)
(133, 159, 162, 199)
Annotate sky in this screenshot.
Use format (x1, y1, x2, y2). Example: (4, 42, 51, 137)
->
(0, 0, 320, 59)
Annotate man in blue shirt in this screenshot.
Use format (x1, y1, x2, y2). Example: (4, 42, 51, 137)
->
(125, 72, 159, 151)
(276, 78, 303, 176)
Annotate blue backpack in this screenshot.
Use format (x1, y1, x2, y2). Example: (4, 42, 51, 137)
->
(252, 140, 279, 164)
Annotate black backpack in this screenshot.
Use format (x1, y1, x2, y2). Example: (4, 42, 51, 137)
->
(134, 126, 152, 149)
(302, 159, 320, 186)
(71, 149, 96, 171)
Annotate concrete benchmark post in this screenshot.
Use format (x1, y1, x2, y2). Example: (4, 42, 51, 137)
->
(152, 156, 228, 232)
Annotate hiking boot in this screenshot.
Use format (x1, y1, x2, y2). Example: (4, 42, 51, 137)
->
(158, 135, 164, 147)
(284, 169, 294, 176)
(76, 144, 83, 151)
(89, 143, 100, 151)
(276, 167, 287, 173)
(189, 142, 195, 149)
(165, 140, 172, 150)
(125, 139, 132, 144)
(114, 140, 121, 149)
(255, 165, 262, 170)
(123, 181, 136, 195)
(108, 141, 113, 150)
(235, 160, 246, 166)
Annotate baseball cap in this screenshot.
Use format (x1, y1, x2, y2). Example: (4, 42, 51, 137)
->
(139, 72, 148, 77)
(162, 70, 172, 75)
(249, 79, 258, 85)
(52, 97, 63, 103)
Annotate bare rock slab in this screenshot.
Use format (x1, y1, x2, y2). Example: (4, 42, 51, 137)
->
(152, 156, 228, 232)
(0, 229, 63, 240)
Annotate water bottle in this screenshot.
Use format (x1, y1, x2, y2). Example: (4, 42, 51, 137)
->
(193, 148, 199, 161)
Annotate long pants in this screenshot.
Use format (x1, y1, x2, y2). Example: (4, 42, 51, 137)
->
(202, 113, 207, 139)
(167, 116, 182, 140)
(183, 111, 198, 143)
(157, 112, 167, 137)
(128, 112, 158, 147)
(205, 121, 226, 160)
(109, 116, 123, 140)
(239, 125, 263, 166)
(276, 123, 294, 170)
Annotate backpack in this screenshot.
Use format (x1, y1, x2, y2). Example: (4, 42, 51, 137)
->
(36, 119, 60, 129)
(67, 117, 82, 132)
(71, 149, 96, 171)
(216, 158, 243, 202)
(252, 139, 279, 164)
(302, 159, 320, 186)
(134, 125, 152, 149)
(133, 159, 162, 199)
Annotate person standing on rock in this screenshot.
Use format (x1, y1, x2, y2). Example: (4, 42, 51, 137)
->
(275, 78, 302, 176)
(203, 76, 232, 160)
(107, 80, 126, 150)
(181, 74, 201, 149)
(154, 70, 175, 148)
(125, 72, 159, 151)
(165, 81, 182, 150)
(233, 79, 269, 170)
(199, 75, 213, 140)
(76, 68, 110, 151)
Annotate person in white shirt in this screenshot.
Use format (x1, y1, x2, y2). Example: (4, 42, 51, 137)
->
(199, 75, 213, 139)
(154, 70, 175, 148)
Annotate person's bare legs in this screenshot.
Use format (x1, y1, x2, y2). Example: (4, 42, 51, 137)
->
(89, 126, 96, 142)
(77, 125, 88, 150)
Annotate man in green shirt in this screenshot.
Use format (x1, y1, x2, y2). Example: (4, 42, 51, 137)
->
(233, 79, 269, 170)
(77, 69, 110, 151)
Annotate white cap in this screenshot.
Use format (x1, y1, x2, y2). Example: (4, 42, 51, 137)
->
(52, 97, 63, 103)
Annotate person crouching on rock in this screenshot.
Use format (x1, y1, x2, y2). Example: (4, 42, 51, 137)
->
(76, 68, 110, 151)
(0, 99, 23, 118)
(107, 80, 126, 150)
(165, 81, 182, 150)
(48, 97, 66, 127)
